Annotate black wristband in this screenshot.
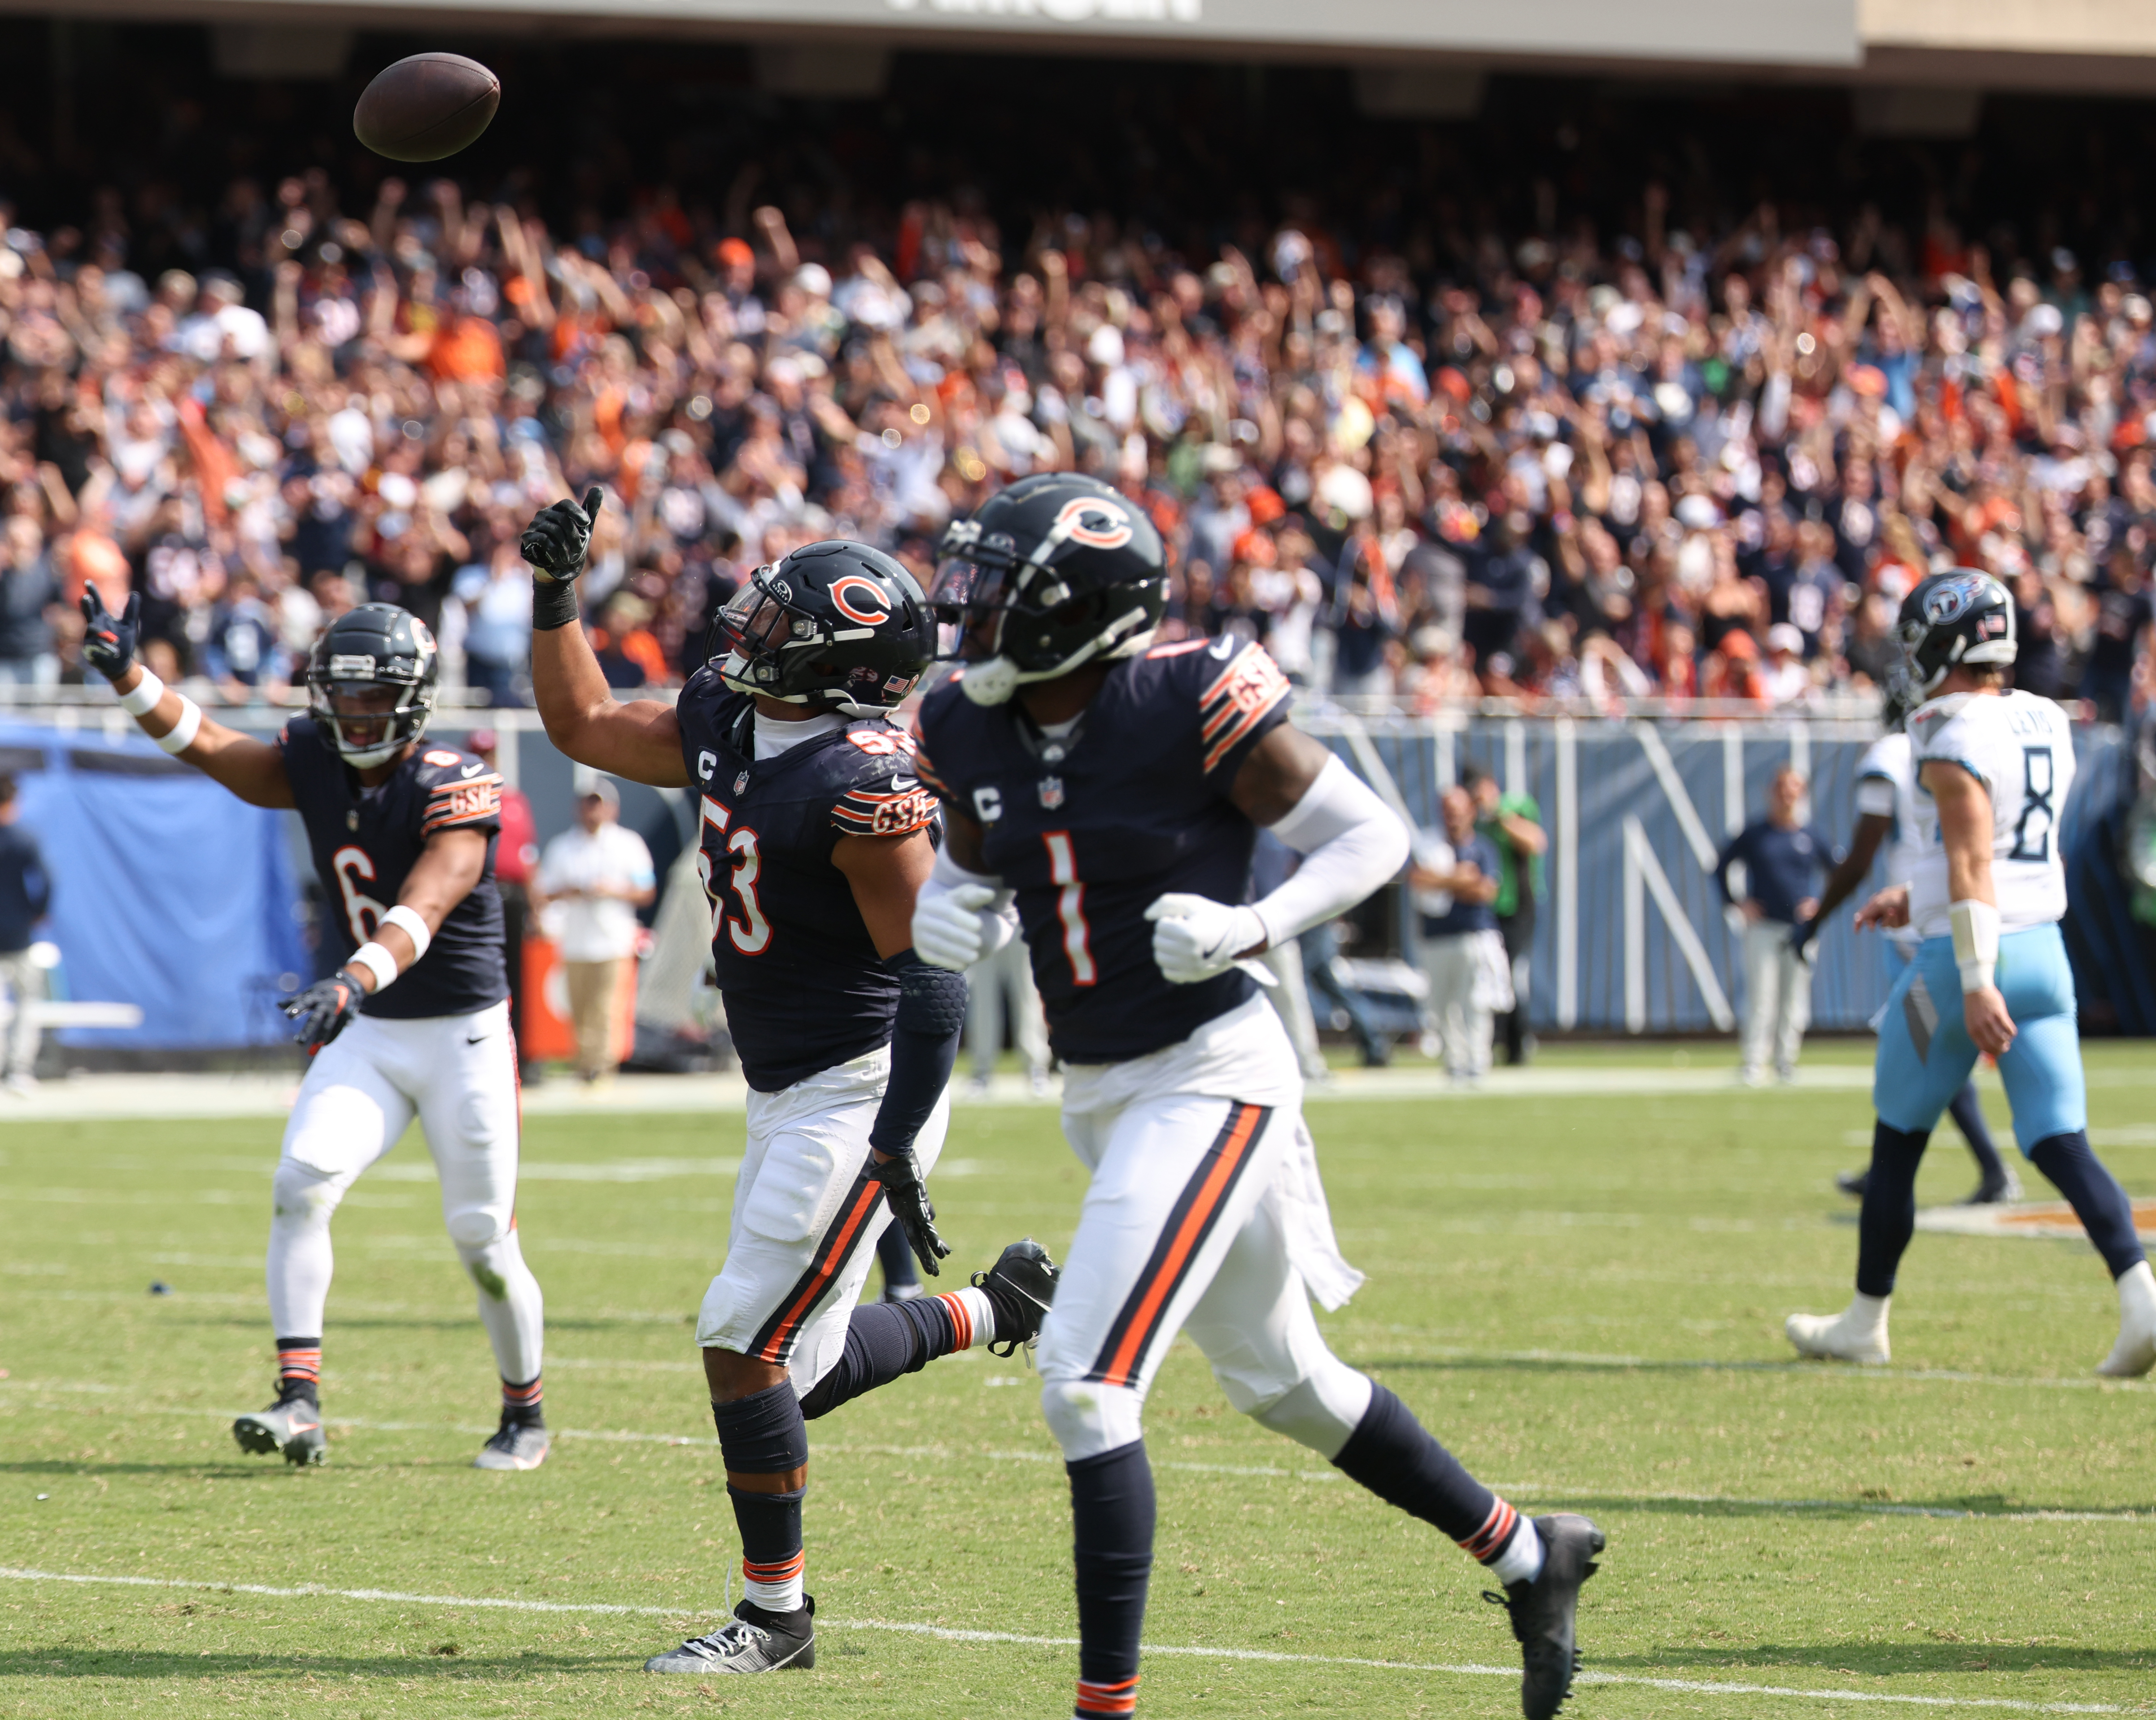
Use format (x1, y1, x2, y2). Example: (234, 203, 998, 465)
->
(532, 574, 581, 632)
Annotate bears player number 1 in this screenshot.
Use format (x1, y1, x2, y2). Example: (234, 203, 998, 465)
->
(1041, 831, 1096, 985)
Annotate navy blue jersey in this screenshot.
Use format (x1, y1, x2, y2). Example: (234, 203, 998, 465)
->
(676, 668, 940, 1093)
(916, 636, 1293, 1064)
(278, 716, 508, 1020)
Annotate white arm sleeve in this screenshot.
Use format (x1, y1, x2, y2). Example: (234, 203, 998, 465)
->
(1248, 754, 1410, 951)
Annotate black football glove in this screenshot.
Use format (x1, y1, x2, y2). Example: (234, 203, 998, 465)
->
(79, 582, 141, 681)
(280, 969, 363, 1054)
(519, 487, 605, 582)
(1788, 915, 1821, 960)
(866, 1148, 951, 1277)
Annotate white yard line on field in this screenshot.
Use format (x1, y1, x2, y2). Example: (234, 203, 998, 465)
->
(1373, 1343, 2156, 1394)
(4, 1379, 2149, 1521)
(0, 1567, 2125, 1713)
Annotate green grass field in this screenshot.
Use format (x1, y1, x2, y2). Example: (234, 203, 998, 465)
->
(3, 1045, 2153, 1719)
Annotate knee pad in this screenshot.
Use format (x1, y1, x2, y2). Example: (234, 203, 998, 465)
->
(711, 1379, 808, 1477)
(1247, 1358, 1375, 1460)
(271, 1160, 343, 1227)
(1041, 1377, 1144, 1463)
(446, 1207, 509, 1252)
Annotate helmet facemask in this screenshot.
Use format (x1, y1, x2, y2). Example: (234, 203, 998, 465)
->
(929, 541, 1161, 707)
(310, 676, 432, 768)
(715, 561, 926, 717)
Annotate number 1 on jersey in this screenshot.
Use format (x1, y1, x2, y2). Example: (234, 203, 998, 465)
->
(1042, 830, 1096, 986)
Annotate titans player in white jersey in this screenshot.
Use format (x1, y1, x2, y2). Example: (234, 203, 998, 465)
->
(1788, 571, 2154, 1375)
(912, 473, 1604, 1720)
(78, 588, 548, 1469)
(1796, 686, 2016, 1205)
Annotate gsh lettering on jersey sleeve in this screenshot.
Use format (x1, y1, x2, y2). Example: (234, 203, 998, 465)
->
(422, 773, 504, 835)
(1195, 642, 1292, 777)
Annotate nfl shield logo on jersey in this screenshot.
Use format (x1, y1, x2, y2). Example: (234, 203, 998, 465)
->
(1039, 776, 1065, 810)
(736, 771, 750, 795)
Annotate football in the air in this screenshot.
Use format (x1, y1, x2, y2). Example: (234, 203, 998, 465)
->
(353, 53, 500, 162)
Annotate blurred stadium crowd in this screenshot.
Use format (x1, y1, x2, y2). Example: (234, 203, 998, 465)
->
(2, 162, 2153, 716)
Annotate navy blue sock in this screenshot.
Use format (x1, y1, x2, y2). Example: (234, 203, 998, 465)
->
(1330, 1382, 1515, 1554)
(1946, 1083, 2008, 1183)
(796, 1297, 961, 1421)
(1069, 1441, 1153, 1720)
(711, 1380, 809, 1613)
(1856, 1122, 1930, 1297)
(877, 1222, 920, 1295)
(2029, 1132, 2148, 1281)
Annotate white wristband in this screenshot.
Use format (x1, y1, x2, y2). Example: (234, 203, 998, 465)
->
(155, 697, 203, 755)
(118, 670, 166, 716)
(380, 904, 433, 963)
(1949, 898, 2000, 993)
(349, 942, 400, 991)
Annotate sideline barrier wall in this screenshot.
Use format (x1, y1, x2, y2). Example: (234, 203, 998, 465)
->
(15, 704, 2141, 1047)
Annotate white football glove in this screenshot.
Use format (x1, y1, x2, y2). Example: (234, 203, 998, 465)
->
(912, 882, 1015, 972)
(1145, 893, 1268, 985)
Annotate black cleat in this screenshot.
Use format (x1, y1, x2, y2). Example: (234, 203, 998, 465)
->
(1836, 1170, 1868, 1200)
(1962, 1166, 2022, 1206)
(973, 1238, 1059, 1358)
(1486, 1513, 1604, 1720)
(644, 1597, 815, 1674)
(233, 1391, 327, 1467)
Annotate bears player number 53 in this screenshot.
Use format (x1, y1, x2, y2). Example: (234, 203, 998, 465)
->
(78, 582, 549, 1472)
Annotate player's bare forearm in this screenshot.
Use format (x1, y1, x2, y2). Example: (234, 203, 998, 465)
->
(358, 827, 488, 989)
(834, 829, 938, 960)
(1228, 725, 1333, 827)
(528, 608, 692, 787)
(939, 807, 993, 876)
(1814, 812, 1890, 922)
(1923, 762, 1997, 908)
(109, 664, 294, 808)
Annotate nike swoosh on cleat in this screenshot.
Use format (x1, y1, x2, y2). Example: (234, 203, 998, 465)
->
(466, 1034, 489, 1044)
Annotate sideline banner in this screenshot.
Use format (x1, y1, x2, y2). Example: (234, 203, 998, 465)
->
(5, 724, 308, 1050)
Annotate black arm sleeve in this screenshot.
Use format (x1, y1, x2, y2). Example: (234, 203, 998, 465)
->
(867, 950, 967, 1157)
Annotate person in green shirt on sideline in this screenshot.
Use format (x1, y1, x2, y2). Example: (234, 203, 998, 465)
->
(1464, 766, 1547, 1066)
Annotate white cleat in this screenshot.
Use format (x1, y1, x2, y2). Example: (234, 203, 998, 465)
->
(474, 1419, 553, 1470)
(1786, 1295, 1891, 1365)
(2096, 1262, 2156, 1378)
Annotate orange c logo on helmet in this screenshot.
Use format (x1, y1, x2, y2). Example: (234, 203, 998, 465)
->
(829, 576, 891, 627)
(1054, 495, 1135, 550)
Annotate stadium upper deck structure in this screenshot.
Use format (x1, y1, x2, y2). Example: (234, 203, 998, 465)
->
(7, 0, 2156, 102)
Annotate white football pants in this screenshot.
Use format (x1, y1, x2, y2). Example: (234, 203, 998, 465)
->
(1037, 998, 1373, 1463)
(268, 998, 543, 1385)
(696, 1045, 951, 1399)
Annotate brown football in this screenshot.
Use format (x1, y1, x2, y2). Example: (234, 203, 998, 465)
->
(353, 53, 500, 162)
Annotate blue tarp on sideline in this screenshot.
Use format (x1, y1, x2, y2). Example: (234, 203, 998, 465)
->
(7, 723, 307, 1049)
